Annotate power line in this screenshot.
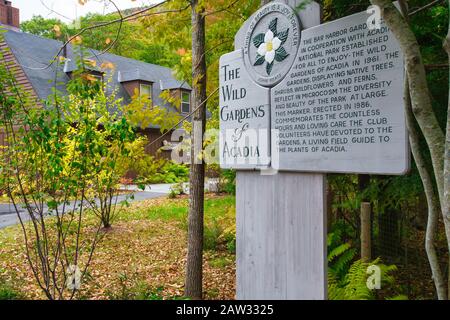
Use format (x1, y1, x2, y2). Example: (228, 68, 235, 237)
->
(17, 0, 171, 71)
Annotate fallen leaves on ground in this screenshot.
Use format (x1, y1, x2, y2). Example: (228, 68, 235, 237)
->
(0, 194, 236, 300)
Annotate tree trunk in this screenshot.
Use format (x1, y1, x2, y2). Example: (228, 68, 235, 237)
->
(404, 75, 447, 299)
(185, 0, 207, 300)
(370, 0, 445, 201)
(395, 0, 448, 299)
(326, 184, 334, 230)
(372, 0, 450, 298)
(443, 0, 450, 297)
(358, 175, 373, 254)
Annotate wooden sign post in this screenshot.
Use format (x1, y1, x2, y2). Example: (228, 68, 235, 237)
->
(219, 0, 407, 300)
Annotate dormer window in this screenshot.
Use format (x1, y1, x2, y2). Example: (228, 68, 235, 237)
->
(118, 71, 154, 104)
(181, 91, 190, 114)
(139, 82, 152, 107)
(140, 83, 152, 98)
(93, 73, 102, 80)
(90, 73, 103, 82)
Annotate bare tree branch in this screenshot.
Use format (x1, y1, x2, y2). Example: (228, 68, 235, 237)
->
(19, 0, 172, 71)
(409, 0, 445, 16)
(204, 0, 242, 17)
(39, 0, 74, 22)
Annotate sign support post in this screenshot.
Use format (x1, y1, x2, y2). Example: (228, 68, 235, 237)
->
(236, 171, 327, 299)
(233, 1, 327, 300)
(219, 0, 407, 300)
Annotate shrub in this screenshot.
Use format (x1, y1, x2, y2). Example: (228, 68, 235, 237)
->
(219, 207, 236, 253)
(204, 206, 236, 252)
(219, 170, 236, 194)
(209, 256, 233, 268)
(117, 135, 189, 186)
(0, 51, 138, 298)
(168, 182, 186, 199)
(132, 156, 189, 185)
(204, 217, 222, 251)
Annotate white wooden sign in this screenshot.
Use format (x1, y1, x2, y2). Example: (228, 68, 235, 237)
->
(219, 4, 409, 175)
(272, 11, 408, 175)
(219, 50, 271, 169)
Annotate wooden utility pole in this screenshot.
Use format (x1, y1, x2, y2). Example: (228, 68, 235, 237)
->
(185, 0, 207, 299)
(361, 202, 372, 262)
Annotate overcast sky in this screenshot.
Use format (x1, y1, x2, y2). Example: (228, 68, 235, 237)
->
(14, 0, 160, 23)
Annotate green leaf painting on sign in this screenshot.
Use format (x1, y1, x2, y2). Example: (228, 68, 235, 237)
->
(275, 47, 289, 62)
(252, 33, 265, 48)
(254, 54, 265, 66)
(252, 18, 290, 75)
(266, 61, 274, 75)
(269, 18, 278, 35)
(277, 29, 289, 45)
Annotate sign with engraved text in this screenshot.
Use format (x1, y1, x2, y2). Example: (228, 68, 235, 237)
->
(272, 11, 408, 174)
(219, 50, 270, 169)
(219, 3, 409, 175)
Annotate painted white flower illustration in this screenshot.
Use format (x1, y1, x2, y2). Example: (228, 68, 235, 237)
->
(253, 18, 289, 75)
(257, 30, 282, 64)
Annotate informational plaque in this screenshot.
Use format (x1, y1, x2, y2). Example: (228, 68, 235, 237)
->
(272, 11, 408, 174)
(219, 3, 409, 175)
(219, 50, 271, 169)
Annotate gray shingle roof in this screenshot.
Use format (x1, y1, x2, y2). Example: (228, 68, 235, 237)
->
(3, 29, 191, 116)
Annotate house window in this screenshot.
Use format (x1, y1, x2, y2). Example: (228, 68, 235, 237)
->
(181, 91, 190, 113)
(140, 83, 152, 98)
(91, 74, 103, 82)
(77, 71, 103, 82)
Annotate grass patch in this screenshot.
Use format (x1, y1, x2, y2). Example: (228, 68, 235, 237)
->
(0, 273, 22, 300)
(209, 256, 233, 269)
(119, 195, 235, 224)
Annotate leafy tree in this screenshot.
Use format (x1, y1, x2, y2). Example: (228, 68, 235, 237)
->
(21, 15, 72, 39)
(77, 13, 148, 60)
(19, 1, 260, 133)
(0, 39, 138, 298)
(64, 69, 136, 229)
(138, 0, 260, 130)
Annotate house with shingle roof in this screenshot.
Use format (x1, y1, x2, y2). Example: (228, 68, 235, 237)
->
(0, 0, 192, 158)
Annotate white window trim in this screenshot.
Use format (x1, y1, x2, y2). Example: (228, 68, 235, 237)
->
(140, 83, 152, 98)
(181, 91, 191, 114)
(139, 83, 153, 107)
(92, 74, 103, 81)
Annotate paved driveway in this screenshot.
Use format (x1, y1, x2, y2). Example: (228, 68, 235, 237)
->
(0, 190, 167, 229)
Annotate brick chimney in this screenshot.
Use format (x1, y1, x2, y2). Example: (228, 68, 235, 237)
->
(0, 1, 20, 29)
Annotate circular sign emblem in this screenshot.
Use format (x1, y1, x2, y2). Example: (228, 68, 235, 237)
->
(244, 3, 301, 87)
